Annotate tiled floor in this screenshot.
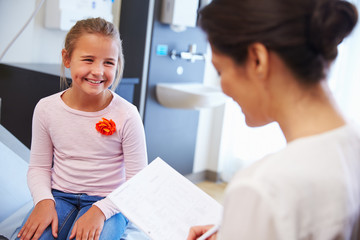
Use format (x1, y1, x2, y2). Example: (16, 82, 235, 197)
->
(196, 181, 227, 205)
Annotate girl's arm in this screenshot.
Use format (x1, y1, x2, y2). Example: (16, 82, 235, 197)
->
(18, 101, 58, 239)
(27, 101, 55, 205)
(121, 105, 148, 180)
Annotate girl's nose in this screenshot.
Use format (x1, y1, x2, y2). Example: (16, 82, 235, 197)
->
(91, 63, 104, 76)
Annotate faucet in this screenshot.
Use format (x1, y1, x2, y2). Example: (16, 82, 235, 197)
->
(170, 44, 205, 62)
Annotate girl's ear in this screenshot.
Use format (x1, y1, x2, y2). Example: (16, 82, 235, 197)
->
(62, 49, 70, 68)
(246, 43, 269, 84)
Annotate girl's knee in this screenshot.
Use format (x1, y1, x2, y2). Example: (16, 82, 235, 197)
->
(100, 213, 128, 240)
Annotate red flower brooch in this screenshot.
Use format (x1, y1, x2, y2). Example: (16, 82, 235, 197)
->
(96, 118, 116, 136)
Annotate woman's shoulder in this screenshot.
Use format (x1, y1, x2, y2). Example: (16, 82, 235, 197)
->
(228, 123, 360, 196)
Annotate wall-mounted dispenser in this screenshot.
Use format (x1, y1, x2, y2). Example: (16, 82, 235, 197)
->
(160, 0, 199, 30)
(45, 0, 113, 31)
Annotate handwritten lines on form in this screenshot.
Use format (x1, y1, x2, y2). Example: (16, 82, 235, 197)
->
(109, 157, 223, 240)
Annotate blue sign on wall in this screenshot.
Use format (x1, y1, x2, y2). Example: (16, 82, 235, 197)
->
(156, 44, 168, 56)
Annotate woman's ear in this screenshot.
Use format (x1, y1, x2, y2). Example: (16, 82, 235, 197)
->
(246, 43, 269, 82)
(62, 49, 70, 68)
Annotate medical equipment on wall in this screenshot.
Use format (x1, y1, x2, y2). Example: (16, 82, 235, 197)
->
(160, 0, 199, 31)
(45, 0, 113, 31)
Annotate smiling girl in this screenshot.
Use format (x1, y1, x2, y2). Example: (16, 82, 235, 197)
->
(17, 18, 147, 240)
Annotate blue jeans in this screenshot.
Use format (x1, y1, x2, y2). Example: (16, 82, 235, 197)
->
(17, 189, 128, 240)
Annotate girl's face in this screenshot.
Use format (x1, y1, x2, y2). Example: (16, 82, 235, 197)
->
(211, 48, 269, 127)
(63, 33, 119, 97)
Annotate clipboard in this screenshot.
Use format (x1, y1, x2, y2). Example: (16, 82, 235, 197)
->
(108, 157, 223, 240)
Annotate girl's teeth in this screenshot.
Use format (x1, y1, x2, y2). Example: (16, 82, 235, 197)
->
(88, 80, 101, 84)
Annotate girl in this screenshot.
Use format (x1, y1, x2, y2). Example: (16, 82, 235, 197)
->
(17, 17, 147, 240)
(188, 0, 360, 239)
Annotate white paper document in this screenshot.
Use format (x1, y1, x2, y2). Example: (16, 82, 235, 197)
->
(108, 157, 223, 240)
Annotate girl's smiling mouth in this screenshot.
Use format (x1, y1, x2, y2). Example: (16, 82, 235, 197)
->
(85, 78, 104, 84)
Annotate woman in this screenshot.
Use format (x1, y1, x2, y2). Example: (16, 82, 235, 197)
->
(188, 0, 360, 239)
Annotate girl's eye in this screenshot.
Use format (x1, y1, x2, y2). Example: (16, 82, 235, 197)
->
(83, 59, 93, 62)
(105, 61, 115, 66)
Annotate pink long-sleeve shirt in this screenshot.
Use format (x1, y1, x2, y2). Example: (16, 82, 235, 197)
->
(27, 90, 148, 219)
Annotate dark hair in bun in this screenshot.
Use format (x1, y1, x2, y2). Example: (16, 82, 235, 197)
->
(308, 0, 358, 60)
(199, 0, 358, 85)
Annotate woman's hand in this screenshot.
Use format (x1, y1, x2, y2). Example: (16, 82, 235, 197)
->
(17, 199, 58, 240)
(69, 205, 105, 240)
(187, 225, 218, 240)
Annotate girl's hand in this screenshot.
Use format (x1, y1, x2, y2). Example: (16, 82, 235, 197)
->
(69, 205, 105, 240)
(17, 199, 58, 240)
(187, 225, 217, 240)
